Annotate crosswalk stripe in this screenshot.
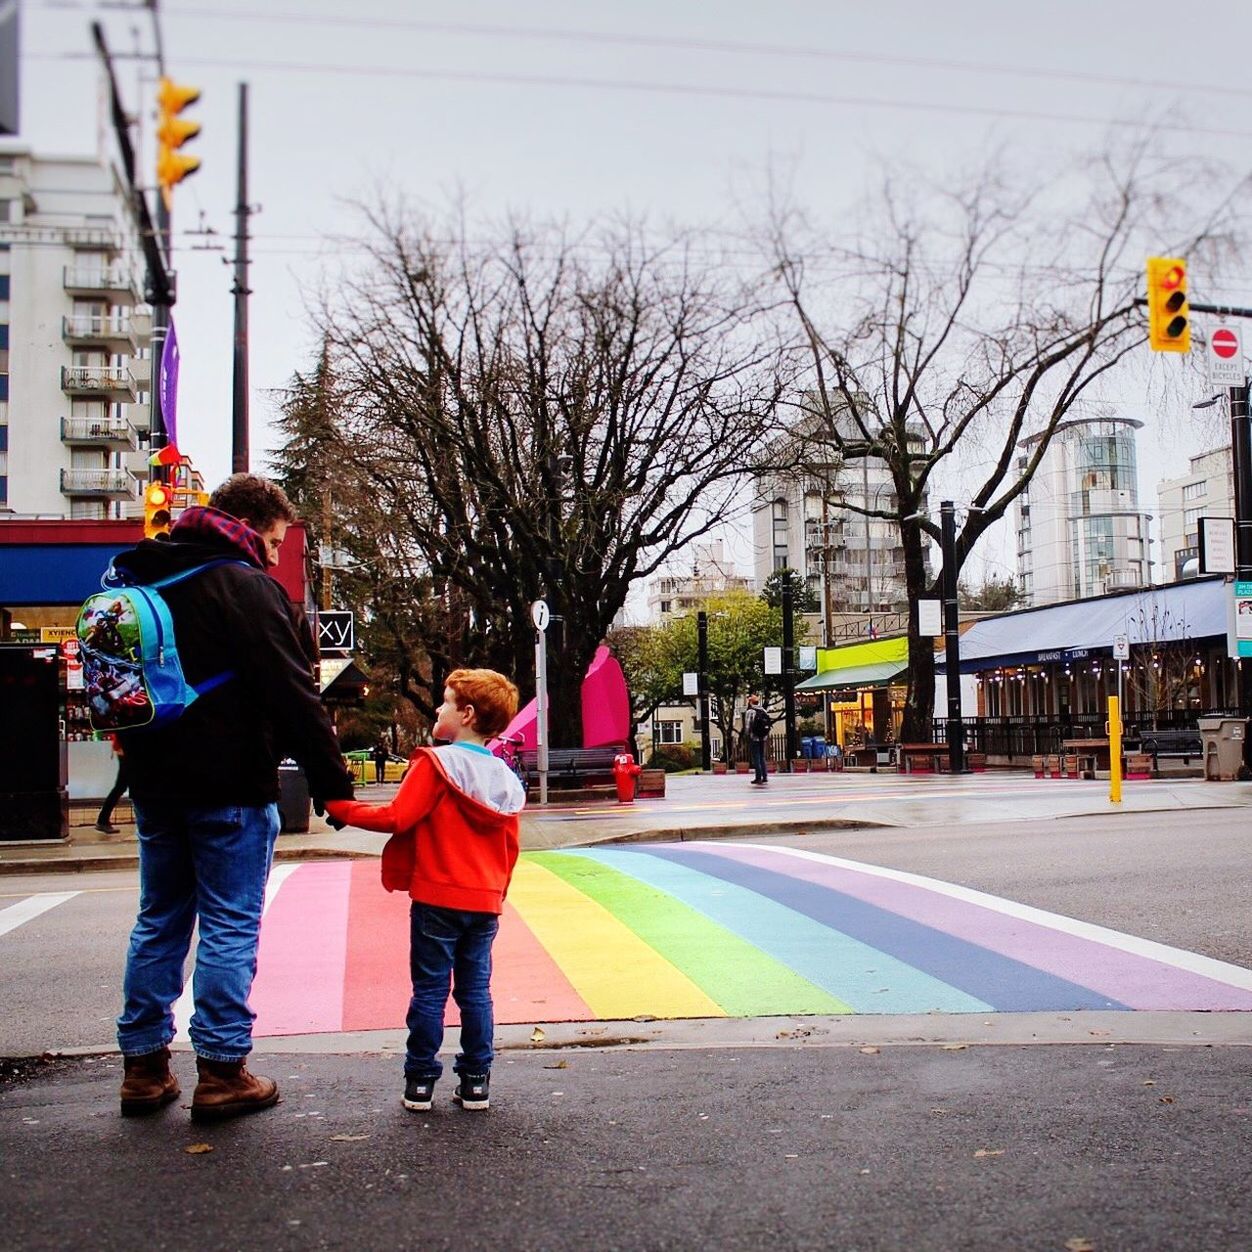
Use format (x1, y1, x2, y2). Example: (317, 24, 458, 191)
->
(0, 891, 80, 938)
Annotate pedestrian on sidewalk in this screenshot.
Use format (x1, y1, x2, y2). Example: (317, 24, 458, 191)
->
(112, 473, 355, 1123)
(95, 734, 128, 834)
(373, 738, 390, 785)
(745, 694, 773, 785)
(326, 668, 525, 1114)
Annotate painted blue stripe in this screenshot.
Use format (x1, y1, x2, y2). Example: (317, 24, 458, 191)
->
(612, 846, 1128, 1013)
(566, 847, 992, 1014)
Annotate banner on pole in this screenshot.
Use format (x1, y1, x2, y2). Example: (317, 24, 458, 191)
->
(160, 318, 181, 447)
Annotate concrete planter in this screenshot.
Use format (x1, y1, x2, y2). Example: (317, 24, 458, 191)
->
(638, 767, 667, 797)
(734, 762, 751, 774)
(712, 761, 728, 775)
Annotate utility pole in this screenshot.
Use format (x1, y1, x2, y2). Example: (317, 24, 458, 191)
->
(697, 610, 711, 771)
(231, 82, 252, 473)
(940, 500, 967, 772)
(1230, 380, 1252, 759)
(782, 576, 797, 767)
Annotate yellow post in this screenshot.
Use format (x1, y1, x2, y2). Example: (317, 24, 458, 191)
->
(1108, 695, 1122, 804)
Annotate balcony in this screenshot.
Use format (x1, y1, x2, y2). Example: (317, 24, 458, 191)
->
(62, 265, 139, 303)
(60, 364, 139, 403)
(59, 467, 139, 500)
(60, 416, 139, 451)
(62, 313, 139, 353)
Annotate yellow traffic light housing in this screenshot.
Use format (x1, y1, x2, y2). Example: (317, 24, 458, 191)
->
(156, 77, 202, 199)
(1146, 256, 1191, 353)
(144, 481, 173, 539)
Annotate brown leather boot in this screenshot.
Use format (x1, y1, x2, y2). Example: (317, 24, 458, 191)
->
(190, 1057, 280, 1123)
(119, 1047, 180, 1116)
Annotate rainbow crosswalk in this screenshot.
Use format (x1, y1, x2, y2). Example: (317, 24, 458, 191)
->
(244, 844, 1252, 1038)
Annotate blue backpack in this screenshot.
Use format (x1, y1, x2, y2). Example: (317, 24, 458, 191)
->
(76, 559, 244, 733)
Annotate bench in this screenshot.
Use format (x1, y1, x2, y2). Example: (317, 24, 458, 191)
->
(519, 746, 624, 788)
(1136, 730, 1203, 764)
(897, 743, 949, 774)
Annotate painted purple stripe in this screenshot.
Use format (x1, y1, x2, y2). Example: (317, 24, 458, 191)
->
(702, 845, 1252, 1011)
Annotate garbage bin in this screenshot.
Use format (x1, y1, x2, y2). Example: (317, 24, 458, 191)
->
(277, 757, 311, 832)
(800, 737, 815, 759)
(812, 736, 826, 758)
(1198, 717, 1248, 782)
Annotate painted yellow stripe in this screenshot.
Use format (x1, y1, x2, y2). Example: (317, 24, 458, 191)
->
(509, 858, 726, 1020)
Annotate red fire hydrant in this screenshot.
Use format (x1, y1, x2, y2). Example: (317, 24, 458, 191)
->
(612, 753, 642, 804)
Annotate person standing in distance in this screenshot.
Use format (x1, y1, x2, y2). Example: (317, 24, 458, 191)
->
(113, 473, 355, 1122)
(745, 694, 773, 785)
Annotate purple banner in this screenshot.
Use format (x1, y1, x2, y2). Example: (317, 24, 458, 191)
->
(159, 318, 180, 448)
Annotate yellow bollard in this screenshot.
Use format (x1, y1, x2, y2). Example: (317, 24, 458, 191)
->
(1108, 695, 1122, 805)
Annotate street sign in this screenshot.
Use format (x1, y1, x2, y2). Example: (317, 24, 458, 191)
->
(1234, 581, 1252, 659)
(318, 656, 350, 692)
(682, 671, 698, 696)
(1206, 325, 1244, 386)
(531, 599, 550, 632)
(1198, 516, 1236, 576)
(918, 599, 942, 637)
(763, 646, 782, 675)
(317, 610, 354, 653)
(1112, 634, 1129, 661)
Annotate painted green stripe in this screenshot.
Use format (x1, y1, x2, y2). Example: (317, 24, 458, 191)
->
(528, 851, 854, 1016)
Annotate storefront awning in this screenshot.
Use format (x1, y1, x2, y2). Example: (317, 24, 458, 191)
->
(936, 576, 1230, 674)
(796, 660, 908, 692)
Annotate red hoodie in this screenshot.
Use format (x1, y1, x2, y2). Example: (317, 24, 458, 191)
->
(326, 743, 526, 914)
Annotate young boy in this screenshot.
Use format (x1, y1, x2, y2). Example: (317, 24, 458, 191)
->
(326, 669, 525, 1112)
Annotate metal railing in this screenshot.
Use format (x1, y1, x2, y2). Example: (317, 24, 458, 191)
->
(933, 711, 1240, 760)
(59, 467, 138, 497)
(62, 265, 138, 299)
(60, 364, 138, 395)
(62, 313, 138, 346)
(60, 416, 138, 448)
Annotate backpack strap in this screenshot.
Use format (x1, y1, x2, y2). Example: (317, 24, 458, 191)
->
(148, 558, 250, 591)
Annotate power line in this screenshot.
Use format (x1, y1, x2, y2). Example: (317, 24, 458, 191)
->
(31, 2, 1252, 101)
(30, 51, 1252, 141)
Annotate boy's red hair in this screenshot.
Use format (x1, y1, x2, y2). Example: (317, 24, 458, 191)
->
(445, 668, 520, 738)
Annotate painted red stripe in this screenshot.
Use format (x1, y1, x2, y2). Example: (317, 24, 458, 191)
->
(341, 859, 412, 1031)
(253, 862, 350, 1037)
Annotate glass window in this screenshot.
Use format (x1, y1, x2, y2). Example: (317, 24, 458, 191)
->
(0, 275, 8, 300)
(657, 721, 683, 745)
(0, 375, 7, 402)
(0, 475, 6, 504)
(1182, 481, 1206, 501)
(0, 323, 7, 349)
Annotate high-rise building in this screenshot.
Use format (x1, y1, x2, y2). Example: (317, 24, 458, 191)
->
(0, 145, 152, 518)
(1157, 446, 1235, 582)
(1014, 414, 1152, 606)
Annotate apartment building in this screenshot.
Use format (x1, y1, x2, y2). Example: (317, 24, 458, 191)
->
(0, 146, 151, 518)
(1157, 446, 1235, 581)
(751, 409, 925, 628)
(647, 540, 753, 623)
(1014, 414, 1152, 606)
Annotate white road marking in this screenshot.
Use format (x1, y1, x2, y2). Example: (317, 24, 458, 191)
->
(0, 892, 81, 938)
(173, 863, 301, 1042)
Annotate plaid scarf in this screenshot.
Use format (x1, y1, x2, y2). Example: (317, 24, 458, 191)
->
(170, 505, 269, 569)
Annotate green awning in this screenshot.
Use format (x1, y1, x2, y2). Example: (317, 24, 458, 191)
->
(795, 660, 908, 692)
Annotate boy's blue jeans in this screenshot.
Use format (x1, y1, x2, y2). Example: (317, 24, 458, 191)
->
(116, 801, 279, 1061)
(405, 902, 499, 1079)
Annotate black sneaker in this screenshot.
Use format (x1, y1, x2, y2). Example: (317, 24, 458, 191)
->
(452, 1072, 490, 1111)
(402, 1075, 436, 1111)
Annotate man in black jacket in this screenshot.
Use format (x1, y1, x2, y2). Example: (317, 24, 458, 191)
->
(114, 474, 355, 1122)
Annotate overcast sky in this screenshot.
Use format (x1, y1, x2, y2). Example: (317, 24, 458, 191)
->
(16, 0, 1252, 587)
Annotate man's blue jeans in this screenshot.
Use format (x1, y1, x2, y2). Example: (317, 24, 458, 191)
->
(405, 902, 499, 1079)
(117, 801, 279, 1061)
(749, 737, 767, 782)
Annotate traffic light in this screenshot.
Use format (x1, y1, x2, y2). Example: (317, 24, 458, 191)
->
(156, 77, 201, 199)
(1146, 256, 1190, 353)
(144, 481, 173, 540)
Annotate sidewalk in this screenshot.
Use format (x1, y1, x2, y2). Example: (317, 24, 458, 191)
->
(3, 770, 1251, 874)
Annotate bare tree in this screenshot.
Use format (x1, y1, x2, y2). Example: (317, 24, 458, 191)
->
(769, 148, 1242, 740)
(299, 208, 789, 740)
